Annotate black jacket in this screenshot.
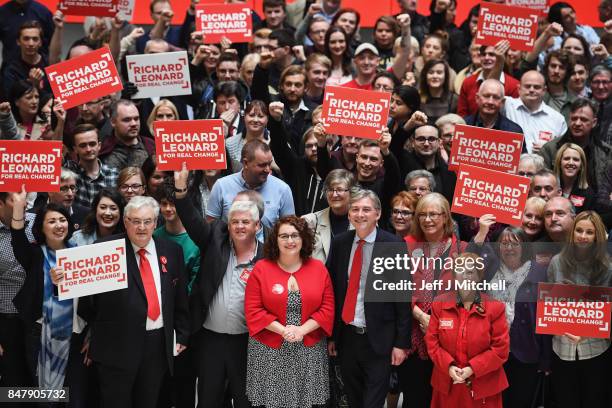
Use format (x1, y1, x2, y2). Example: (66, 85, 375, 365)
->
(79, 234, 189, 375)
(174, 196, 264, 333)
(268, 118, 326, 216)
(326, 229, 411, 356)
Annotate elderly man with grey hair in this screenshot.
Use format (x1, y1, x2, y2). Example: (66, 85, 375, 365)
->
(465, 79, 525, 139)
(435, 113, 466, 163)
(173, 162, 263, 408)
(518, 154, 546, 178)
(31, 168, 90, 230)
(404, 169, 436, 198)
(80, 194, 190, 407)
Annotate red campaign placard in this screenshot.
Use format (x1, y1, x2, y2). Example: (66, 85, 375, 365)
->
(451, 164, 530, 226)
(448, 124, 523, 173)
(0, 141, 63, 192)
(195, 4, 253, 43)
(45, 47, 123, 110)
(476, 3, 539, 52)
(506, 0, 549, 14)
(58, 0, 119, 17)
(320, 86, 391, 140)
(536, 283, 612, 339)
(154, 120, 227, 171)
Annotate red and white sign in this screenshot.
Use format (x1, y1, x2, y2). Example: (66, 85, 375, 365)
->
(117, 0, 135, 21)
(320, 86, 390, 140)
(154, 120, 227, 171)
(56, 239, 128, 300)
(476, 3, 539, 52)
(448, 124, 523, 173)
(536, 283, 612, 339)
(505, 0, 549, 13)
(195, 4, 253, 43)
(45, 47, 122, 110)
(451, 164, 530, 226)
(127, 51, 191, 99)
(0, 141, 62, 192)
(58, 0, 118, 17)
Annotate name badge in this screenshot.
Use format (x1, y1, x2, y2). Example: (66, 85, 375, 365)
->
(439, 318, 454, 329)
(239, 268, 251, 283)
(538, 131, 553, 142)
(272, 283, 284, 295)
(569, 195, 585, 207)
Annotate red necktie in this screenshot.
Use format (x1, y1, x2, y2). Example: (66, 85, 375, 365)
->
(138, 249, 161, 321)
(342, 240, 365, 324)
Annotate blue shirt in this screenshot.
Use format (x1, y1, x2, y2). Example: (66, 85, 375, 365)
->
(0, 0, 54, 65)
(206, 171, 295, 235)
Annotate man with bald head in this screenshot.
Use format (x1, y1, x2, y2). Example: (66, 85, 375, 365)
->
(504, 71, 568, 153)
(464, 79, 525, 137)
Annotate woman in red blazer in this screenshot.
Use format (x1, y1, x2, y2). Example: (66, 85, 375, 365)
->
(425, 252, 510, 408)
(245, 215, 334, 408)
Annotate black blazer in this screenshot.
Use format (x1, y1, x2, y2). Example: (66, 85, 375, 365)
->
(326, 228, 411, 356)
(79, 233, 189, 375)
(174, 196, 264, 333)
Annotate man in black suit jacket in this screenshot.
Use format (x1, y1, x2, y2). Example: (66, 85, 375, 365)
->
(326, 189, 411, 408)
(81, 196, 189, 408)
(174, 164, 263, 408)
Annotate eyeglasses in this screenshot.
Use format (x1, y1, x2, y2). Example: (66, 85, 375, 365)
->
(517, 171, 535, 177)
(59, 185, 77, 193)
(414, 136, 439, 144)
(500, 242, 521, 249)
(120, 184, 144, 192)
(126, 217, 155, 227)
(278, 233, 301, 241)
(392, 209, 414, 218)
(327, 188, 350, 195)
(591, 80, 611, 86)
(417, 212, 443, 221)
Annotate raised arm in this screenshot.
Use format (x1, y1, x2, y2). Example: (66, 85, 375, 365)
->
(391, 14, 412, 81)
(174, 162, 213, 249)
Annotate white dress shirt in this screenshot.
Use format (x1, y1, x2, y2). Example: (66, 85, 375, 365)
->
(503, 97, 568, 153)
(132, 239, 164, 330)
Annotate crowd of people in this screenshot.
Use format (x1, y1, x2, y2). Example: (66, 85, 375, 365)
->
(1, 0, 612, 407)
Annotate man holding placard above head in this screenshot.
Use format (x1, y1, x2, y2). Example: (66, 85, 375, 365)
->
(79, 196, 189, 408)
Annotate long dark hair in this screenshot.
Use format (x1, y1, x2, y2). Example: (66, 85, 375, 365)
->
(32, 203, 74, 246)
(324, 26, 352, 76)
(81, 188, 126, 236)
(419, 59, 451, 102)
(8, 80, 46, 125)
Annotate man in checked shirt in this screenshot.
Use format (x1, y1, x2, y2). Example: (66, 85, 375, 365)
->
(0, 192, 36, 391)
(64, 124, 119, 209)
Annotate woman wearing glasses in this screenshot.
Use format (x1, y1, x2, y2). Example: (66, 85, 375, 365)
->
(388, 191, 418, 238)
(426, 252, 509, 408)
(245, 216, 334, 408)
(547, 211, 612, 408)
(117, 167, 146, 203)
(473, 225, 550, 407)
(400, 192, 467, 407)
(11, 186, 92, 406)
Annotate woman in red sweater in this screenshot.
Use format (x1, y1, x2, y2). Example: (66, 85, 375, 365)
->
(425, 252, 509, 407)
(245, 215, 335, 408)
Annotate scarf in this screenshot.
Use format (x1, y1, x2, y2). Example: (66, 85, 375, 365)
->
(490, 261, 531, 326)
(38, 245, 74, 391)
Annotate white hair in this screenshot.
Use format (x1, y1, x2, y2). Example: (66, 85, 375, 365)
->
(478, 78, 505, 98)
(228, 200, 259, 222)
(124, 196, 160, 218)
(60, 168, 78, 182)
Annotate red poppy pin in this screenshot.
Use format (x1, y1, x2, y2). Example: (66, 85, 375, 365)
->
(160, 256, 168, 273)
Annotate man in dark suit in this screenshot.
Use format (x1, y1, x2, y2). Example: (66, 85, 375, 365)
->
(81, 195, 189, 408)
(326, 189, 411, 408)
(173, 163, 263, 408)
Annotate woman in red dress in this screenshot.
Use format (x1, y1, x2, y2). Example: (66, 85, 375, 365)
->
(426, 252, 509, 407)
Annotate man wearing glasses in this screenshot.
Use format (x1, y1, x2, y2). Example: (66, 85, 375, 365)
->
(31, 168, 89, 230)
(81, 196, 189, 408)
(401, 125, 456, 203)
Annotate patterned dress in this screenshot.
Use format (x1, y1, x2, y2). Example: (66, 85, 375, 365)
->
(246, 290, 329, 408)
